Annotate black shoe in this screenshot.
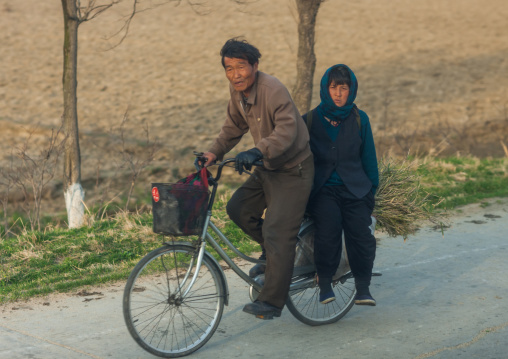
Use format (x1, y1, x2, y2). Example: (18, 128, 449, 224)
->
(248, 247, 266, 278)
(354, 284, 376, 306)
(320, 289, 336, 304)
(318, 277, 335, 304)
(243, 300, 282, 320)
(354, 293, 376, 306)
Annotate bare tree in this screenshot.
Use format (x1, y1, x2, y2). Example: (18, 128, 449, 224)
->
(292, 0, 324, 114)
(8, 128, 65, 232)
(60, 0, 146, 228)
(61, 0, 81, 228)
(62, 1, 114, 228)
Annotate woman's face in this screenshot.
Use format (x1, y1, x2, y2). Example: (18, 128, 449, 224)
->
(329, 81, 350, 107)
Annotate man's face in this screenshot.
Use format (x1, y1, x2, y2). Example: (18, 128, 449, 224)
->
(328, 81, 350, 108)
(223, 57, 258, 97)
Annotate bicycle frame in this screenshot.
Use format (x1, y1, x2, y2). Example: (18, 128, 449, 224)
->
(171, 159, 265, 301)
(177, 157, 319, 301)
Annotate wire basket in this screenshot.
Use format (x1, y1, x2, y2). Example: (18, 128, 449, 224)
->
(151, 183, 209, 236)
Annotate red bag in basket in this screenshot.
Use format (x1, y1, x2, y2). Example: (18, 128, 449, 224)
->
(171, 168, 210, 234)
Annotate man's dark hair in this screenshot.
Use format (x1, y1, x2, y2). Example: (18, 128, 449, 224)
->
(328, 65, 351, 88)
(220, 37, 261, 68)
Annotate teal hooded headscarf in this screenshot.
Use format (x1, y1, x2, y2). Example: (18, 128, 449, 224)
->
(317, 64, 358, 121)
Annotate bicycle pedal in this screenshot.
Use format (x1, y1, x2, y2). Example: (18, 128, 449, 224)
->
(255, 313, 276, 320)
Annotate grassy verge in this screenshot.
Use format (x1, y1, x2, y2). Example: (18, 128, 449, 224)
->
(0, 193, 259, 304)
(1, 156, 506, 303)
(417, 156, 508, 209)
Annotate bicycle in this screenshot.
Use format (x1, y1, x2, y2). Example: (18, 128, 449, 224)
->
(122, 154, 365, 358)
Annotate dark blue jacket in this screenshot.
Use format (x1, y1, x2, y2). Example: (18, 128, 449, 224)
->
(303, 107, 378, 199)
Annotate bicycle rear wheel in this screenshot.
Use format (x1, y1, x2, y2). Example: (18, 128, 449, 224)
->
(286, 224, 356, 326)
(123, 244, 226, 358)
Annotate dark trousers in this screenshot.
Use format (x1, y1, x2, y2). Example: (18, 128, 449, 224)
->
(226, 155, 314, 309)
(308, 185, 376, 287)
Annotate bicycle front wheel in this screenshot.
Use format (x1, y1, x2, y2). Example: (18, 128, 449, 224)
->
(123, 244, 226, 358)
(286, 224, 356, 326)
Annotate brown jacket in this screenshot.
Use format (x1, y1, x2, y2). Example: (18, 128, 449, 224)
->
(208, 72, 311, 170)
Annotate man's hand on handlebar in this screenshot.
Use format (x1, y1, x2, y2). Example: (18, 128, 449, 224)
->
(235, 147, 263, 175)
(201, 151, 217, 167)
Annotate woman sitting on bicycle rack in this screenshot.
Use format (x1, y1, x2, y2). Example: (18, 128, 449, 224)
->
(303, 64, 379, 306)
(202, 37, 314, 320)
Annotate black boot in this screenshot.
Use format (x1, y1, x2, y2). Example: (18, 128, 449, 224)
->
(249, 246, 266, 278)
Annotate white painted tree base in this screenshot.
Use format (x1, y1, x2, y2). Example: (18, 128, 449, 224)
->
(64, 182, 85, 228)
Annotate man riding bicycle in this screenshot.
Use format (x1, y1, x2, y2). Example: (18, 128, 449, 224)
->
(202, 37, 314, 319)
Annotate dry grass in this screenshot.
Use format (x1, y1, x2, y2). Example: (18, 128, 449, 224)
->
(374, 157, 447, 239)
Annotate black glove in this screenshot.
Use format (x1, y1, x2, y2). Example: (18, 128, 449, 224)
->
(235, 148, 263, 174)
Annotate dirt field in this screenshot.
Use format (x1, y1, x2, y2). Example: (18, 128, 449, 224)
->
(1, 0, 507, 212)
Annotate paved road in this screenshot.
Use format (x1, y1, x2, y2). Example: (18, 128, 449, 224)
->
(1, 200, 507, 359)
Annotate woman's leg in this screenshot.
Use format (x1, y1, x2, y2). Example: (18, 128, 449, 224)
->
(309, 186, 343, 283)
(340, 188, 376, 301)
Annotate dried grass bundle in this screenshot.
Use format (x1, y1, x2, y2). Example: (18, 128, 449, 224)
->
(374, 157, 446, 239)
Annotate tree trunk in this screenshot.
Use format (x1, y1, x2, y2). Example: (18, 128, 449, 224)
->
(292, 0, 323, 115)
(62, 0, 85, 228)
